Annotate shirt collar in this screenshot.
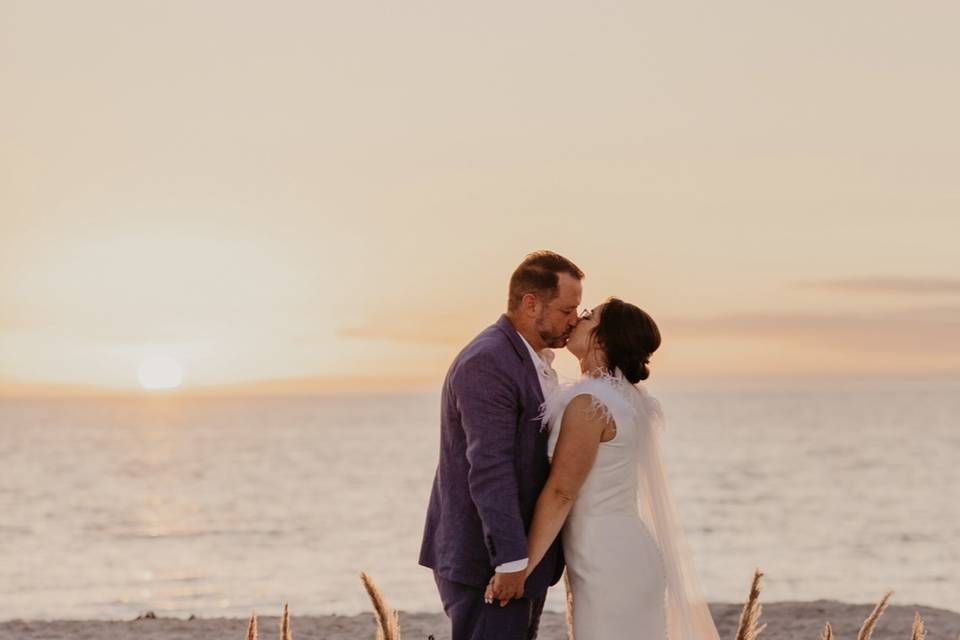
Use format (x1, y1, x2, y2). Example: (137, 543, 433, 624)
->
(516, 331, 555, 366)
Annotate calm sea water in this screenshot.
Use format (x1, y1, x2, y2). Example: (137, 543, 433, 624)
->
(1, 383, 959, 620)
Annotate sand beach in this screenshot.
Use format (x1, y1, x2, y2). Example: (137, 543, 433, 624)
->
(2, 601, 959, 640)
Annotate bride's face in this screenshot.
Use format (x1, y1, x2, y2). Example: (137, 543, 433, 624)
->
(566, 304, 604, 359)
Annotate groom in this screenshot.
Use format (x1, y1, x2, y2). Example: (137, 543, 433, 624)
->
(419, 251, 584, 640)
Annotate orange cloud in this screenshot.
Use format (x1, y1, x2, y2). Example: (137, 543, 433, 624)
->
(667, 305, 960, 357)
(796, 278, 960, 296)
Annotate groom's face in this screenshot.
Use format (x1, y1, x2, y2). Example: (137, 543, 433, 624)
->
(536, 272, 583, 348)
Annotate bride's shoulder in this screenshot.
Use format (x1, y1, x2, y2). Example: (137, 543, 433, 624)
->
(542, 373, 641, 430)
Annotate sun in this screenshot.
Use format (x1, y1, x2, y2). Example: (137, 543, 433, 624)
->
(137, 355, 183, 390)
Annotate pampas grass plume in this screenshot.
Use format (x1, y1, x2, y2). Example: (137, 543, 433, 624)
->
(246, 611, 257, 640)
(563, 569, 575, 640)
(735, 569, 767, 640)
(857, 592, 892, 640)
(361, 571, 401, 640)
(911, 612, 926, 640)
(280, 602, 292, 640)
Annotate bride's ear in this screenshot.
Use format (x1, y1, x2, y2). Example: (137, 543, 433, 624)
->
(590, 334, 608, 364)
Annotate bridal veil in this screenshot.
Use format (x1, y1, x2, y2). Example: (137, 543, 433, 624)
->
(633, 382, 721, 640)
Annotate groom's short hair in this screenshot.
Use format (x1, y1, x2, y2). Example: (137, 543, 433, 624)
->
(508, 251, 584, 312)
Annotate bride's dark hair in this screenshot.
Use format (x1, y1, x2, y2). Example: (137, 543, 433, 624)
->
(593, 297, 661, 383)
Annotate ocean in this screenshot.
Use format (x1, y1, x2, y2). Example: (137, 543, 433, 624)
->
(1, 382, 958, 620)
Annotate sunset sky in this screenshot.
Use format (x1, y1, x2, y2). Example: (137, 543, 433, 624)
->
(2, 1, 958, 393)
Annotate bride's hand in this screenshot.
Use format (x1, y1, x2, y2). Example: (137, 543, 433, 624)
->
(485, 573, 522, 607)
(483, 577, 509, 607)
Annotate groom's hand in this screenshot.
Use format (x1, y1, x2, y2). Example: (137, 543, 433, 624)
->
(488, 569, 525, 606)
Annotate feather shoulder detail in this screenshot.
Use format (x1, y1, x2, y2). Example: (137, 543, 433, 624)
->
(541, 369, 642, 433)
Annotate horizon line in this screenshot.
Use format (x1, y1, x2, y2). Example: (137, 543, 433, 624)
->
(3, 371, 959, 400)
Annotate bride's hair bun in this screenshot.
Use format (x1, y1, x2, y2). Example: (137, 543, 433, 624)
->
(620, 356, 651, 385)
(592, 298, 661, 384)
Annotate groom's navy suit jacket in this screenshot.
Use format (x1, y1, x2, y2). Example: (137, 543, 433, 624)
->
(419, 315, 564, 595)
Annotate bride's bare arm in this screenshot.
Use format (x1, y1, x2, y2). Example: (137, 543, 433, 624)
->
(525, 393, 611, 575)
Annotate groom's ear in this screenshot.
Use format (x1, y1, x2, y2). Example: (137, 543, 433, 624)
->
(520, 292, 541, 316)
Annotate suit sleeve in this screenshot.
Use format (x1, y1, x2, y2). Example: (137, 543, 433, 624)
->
(452, 353, 528, 566)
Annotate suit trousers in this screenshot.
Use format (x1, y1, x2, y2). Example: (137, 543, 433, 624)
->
(434, 572, 546, 640)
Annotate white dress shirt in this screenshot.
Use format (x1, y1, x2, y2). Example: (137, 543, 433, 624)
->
(519, 333, 560, 400)
(494, 332, 559, 573)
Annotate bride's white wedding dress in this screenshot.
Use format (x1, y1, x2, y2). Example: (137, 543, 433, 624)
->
(543, 371, 720, 640)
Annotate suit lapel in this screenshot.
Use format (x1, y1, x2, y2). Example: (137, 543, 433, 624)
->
(494, 314, 545, 407)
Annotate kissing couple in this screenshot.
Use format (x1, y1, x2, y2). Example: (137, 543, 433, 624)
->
(419, 251, 722, 640)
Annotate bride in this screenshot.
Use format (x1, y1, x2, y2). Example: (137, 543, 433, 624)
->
(490, 297, 721, 640)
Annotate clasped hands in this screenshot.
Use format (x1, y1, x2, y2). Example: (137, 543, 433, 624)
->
(483, 568, 527, 607)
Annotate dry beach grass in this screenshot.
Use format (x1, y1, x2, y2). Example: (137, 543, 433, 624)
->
(736, 569, 768, 640)
(360, 572, 401, 640)
(230, 570, 952, 640)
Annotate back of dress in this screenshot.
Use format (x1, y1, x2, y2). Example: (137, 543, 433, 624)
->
(544, 373, 644, 519)
(542, 371, 722, 640)
(543, 372, 668, 640)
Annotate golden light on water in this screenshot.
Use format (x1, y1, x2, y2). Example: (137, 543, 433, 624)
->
(137, 356, 183, 390)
